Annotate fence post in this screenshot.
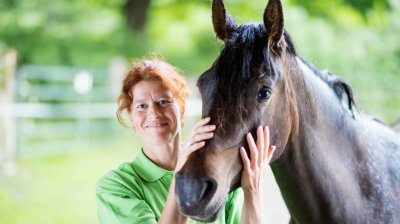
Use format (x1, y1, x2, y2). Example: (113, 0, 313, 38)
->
(0, 49, 18, 176)
(108, 57, 127, 99)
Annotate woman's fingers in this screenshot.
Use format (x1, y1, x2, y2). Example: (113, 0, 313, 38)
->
(189, 141, 206, 152)
(192, 117, 211, 130)
(193, 124, 216, 135)
(263, 126, 270, 162)
(245, 126, 275, 166)
(178, 118, 214, 171)
(256, 126, 264, 165)
(184, 117, 215, 151)
(264, 126, 270, 151)
(188, 118, 215, 141)
(187, 125, 215, 145)
(267, 145, 276, 164)
(246, 132, 258, 169)
(240, 147, 251, 171)
(190, 132, 214, 144)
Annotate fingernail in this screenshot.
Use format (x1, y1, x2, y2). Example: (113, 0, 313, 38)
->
(210, 125, 216, 129)
(205, 117, 210, 121)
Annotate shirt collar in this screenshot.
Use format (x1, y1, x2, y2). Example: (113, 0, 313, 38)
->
(132, 149, 173, 182)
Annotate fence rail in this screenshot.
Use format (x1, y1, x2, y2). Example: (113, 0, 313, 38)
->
(0, 62, 202, 171)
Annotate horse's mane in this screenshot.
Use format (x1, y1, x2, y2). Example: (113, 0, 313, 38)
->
(212, 22, 356, 129)
(298, 57, 357, 118)
(213, 23, 297, 127)
(213, 24, 264, 126)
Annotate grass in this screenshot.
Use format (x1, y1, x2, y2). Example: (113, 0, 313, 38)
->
(0, 137, 141, 224)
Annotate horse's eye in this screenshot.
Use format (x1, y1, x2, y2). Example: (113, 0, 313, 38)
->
(256, 88, 271, 101)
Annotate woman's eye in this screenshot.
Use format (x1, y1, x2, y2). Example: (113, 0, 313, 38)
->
(159, 99, 169, 106)
(136, 104, 147, 110)
(256, 88, 271, 101)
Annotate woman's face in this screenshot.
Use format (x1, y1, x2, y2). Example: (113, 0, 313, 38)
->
(129, 79, 181, 146)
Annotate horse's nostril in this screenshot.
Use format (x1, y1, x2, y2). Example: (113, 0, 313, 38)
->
(175, 174, 218, 214)
(199, 178, 217, 202)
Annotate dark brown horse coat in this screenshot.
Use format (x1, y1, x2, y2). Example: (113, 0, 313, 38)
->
(175, 0, 400, 223)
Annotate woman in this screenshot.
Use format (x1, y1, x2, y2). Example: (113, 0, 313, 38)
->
(96, 59, 275, 224)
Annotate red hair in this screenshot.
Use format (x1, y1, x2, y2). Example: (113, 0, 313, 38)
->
(117, 59, 190, 126)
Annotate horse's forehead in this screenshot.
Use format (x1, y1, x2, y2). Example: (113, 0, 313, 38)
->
(198, 24, 268, 100)
(197, 68, 214, 89)
(199, 49, 261, 94)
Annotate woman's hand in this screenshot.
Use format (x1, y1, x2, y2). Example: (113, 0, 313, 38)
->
(240, 126, 275, 224)
(161, 117, 215, 224)
(240, 126, 275, 195)
(175, 117, 215, 171)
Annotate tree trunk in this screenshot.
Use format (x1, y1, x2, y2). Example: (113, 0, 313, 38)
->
(124, 0, 152, 33)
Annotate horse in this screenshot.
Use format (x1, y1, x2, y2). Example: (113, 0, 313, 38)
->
(175, 0, 400, 223)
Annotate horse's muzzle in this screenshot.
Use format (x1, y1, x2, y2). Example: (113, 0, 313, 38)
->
(175, 172, 218, 218)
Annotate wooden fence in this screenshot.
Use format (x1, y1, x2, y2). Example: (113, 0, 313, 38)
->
(0, 57, 201, 175)
(0, 50, 17, 175)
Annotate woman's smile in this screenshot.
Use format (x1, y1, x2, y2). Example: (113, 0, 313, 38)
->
(129, 79, 181, 145)
(145, 120, 169, 128)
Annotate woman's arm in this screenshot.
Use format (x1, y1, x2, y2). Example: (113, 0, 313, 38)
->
(158, 177, 188, 224)
(240, 126, 276, 224)
(158, 117, 215, 224)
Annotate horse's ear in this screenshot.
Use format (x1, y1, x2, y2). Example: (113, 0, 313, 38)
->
(212, 0, 237, 42)
(263, 0, 284, 54)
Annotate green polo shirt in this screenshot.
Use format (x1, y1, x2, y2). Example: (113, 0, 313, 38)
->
(96, 150, 243, 224)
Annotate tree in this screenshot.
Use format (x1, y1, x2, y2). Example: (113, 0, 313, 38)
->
(288, 0, 389, 19)
(124, 0, 152, 33)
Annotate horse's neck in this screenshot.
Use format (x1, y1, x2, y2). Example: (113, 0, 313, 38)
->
(286, 57, 358, 152)
(272, 57, 365, 223)
(274, 57, 400, 223)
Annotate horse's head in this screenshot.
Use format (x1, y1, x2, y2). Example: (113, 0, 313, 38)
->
(175, 0, 298, 222)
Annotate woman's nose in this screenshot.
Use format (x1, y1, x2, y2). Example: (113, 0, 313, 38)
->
(147, 104, 162, 117)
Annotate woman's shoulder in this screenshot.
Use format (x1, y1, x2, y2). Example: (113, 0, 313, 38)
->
(96, 160, 143, 196)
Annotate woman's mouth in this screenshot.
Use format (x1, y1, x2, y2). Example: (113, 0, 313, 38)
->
(145, 121, 169, 128)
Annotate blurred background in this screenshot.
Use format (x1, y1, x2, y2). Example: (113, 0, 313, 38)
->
(0, 0, 399, 223)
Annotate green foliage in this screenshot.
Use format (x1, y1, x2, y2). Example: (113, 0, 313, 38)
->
(283, 2, 400, 122)
(287, 0, 389, 20)
(0, 0, 144, 67)
(0, 0, 398, 122)
(147, 1, 221, 75)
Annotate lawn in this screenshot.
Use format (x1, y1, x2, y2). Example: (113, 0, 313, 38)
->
(0, 138, 141, 224)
